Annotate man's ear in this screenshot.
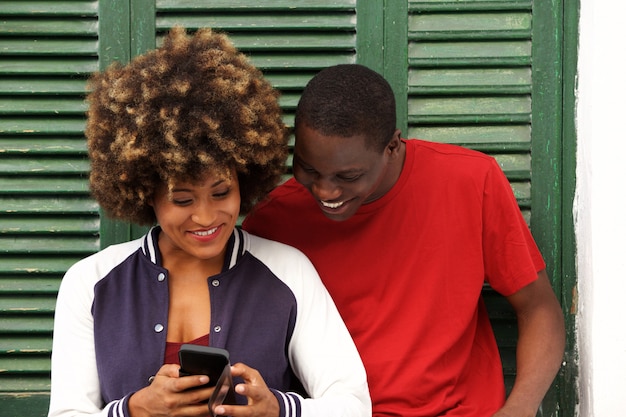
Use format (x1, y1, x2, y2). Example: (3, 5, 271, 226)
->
(386, 129, 403, 155)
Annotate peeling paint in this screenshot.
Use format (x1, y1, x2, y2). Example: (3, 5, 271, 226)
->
(570, 285, 578, 314)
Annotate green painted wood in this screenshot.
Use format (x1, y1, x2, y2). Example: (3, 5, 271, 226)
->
(356, 0, 384, 72)
(0, 98, 87, 114)
(409, 96, 531, 118)
(0, 393, 50, 417)
(560, 0, 580, 415)
(0, 178, 90, 193)
(0, 278, 62, 294)
(0, 317, 51, 335)
(0, 378, 51, 392)
(0, 119, 87, 134)
(0, 220, 98, 235)
(408, 41, 531, 67)
(530, 3, 564, 410)
(157, 0, 356, 10)
(0, 0, 97, 15)
(0, 256, 79, 274)
(0, 59, 97, 75)
(0, 20, 98, 35)
(0, 297, 57, 314)
(223, 33, 356, 50)
(155, 14, 356, 31)
(97, 0, 130, 65)
(410, 0, 531, 11)
(0, 196, 97, 213)
(383, 0, 409, 135)
(0, 334, 52, 355)
(0, 39, 98, 55)
(409, 125, 531, 148)
(131, 0, 156, 57)
(0, 158, 90, 174)
(236, 54, 356, 71)
(0, 237, 99, 254)
(0, 79, 89, 94)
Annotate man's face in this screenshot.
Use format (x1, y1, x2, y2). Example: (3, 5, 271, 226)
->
(293, 123, 396, 222)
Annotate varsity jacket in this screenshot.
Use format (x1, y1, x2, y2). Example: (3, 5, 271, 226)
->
(48, 227, 370, 417)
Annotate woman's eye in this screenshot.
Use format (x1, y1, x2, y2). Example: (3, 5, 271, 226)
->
(213, 188, 230, 198)
(173, 199, 192, 206)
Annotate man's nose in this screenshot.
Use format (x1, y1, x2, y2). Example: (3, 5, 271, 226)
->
(311, 178, 341, 201)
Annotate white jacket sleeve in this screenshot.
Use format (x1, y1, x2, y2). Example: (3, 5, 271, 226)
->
(47, 253, 128, 417)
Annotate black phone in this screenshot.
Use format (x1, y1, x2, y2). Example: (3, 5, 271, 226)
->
(178, 344, 236, 417)
(208, 364, 237, 417)
(178, 344, 230, 387)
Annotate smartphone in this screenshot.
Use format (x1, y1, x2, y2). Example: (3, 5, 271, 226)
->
(178, 344, 230, 387)
(208, 364, 237, 417)
(178, 344, 236, 416)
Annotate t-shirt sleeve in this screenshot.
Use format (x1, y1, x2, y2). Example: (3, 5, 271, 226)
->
(481, 159, 546, 296)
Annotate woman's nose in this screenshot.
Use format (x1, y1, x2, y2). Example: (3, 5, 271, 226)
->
(191, 202, 217, 225)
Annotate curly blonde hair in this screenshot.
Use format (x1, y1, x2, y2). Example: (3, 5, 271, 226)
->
(86, 27, 288, 225)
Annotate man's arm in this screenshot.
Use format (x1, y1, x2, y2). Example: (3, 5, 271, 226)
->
(494, 269, 565, 417)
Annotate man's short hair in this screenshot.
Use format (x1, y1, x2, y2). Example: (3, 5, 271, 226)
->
(295, 64, 397, 151)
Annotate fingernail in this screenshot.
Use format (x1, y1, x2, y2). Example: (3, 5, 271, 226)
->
(199, 376, 209, 383)
(214, 406, 225, 414)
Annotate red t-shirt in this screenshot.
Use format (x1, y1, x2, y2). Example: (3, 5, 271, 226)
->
(243, 139, 545, 416)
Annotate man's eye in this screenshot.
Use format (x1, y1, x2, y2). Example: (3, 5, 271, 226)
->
(339, 175, 361, 182)
(295, 159, 315, 173)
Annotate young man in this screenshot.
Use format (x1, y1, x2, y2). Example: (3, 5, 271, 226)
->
(243, 64, 565, 417)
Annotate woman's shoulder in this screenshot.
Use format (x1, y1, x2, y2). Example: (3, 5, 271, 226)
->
(63, 236, 145, 284)
(242, 230, 322, 285)
(245, 231, 310, 262)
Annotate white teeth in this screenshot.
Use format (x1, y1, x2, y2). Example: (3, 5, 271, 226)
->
(192, 227, 218, 236)
(321, 200, 344, 209)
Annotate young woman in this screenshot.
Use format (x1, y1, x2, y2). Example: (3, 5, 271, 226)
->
(47, 27, 370, 417)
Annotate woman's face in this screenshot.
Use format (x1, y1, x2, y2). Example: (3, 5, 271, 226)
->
(151, 168, 241, 265)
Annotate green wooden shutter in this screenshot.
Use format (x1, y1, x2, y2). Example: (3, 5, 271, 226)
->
(0, 1, 99, 414)
(0, 1, 572, 416)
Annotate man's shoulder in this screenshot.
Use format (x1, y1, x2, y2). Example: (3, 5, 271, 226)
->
(406, 139, 498, 178)
(408, 138, 493, 161)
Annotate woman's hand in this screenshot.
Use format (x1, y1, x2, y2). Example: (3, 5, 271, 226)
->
(129, 364, 214, 417)
(212, 363, 280, 417)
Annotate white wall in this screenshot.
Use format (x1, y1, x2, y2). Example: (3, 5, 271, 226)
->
(576, 0, 626, 415)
